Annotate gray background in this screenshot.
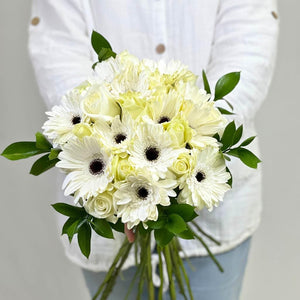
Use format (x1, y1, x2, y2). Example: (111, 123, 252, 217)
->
(0, 1, 299, 299)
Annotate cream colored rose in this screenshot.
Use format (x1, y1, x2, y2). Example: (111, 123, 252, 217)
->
(171, 152, 192, 176)
(72, 123, 92, 138)
(165, 117, 192, 147)
(84, 192, 116, 220)
(81, 86, 120, 120)
(111, 155, 135, 182)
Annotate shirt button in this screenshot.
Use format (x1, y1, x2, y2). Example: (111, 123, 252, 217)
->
(31, 17, 40, 26)
(271, 11, 278, 19)
(156, 44, 166, 54)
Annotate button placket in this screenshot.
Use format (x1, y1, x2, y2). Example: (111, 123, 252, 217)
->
(154, 0, 167, 55)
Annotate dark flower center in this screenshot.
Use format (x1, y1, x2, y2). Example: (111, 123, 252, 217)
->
(72, 115, 81, 125)
(114, 133, 127, 144)
(89, 158, 105, 175)
(158, 116, 170, 124)
(145, 147, 160, 161)
(185, 143, 192, 150)
(137, 187, 149, 199)
(196, 171, 206, 183)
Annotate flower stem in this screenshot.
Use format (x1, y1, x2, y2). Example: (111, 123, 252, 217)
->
(92, 238, 130, 300)
(146, 233, 155, 300)
(157, 246, 164, 300)
(170, 240, 188, 300)
(187, 225, 224, 272)
(173, 238, 194, 300)
(163, 244, 177, 300)
(191, 221, 221, 246)
(100, 241, 133, 300)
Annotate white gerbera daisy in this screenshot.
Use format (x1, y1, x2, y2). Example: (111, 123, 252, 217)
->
(114, 174, 177, 229)
(42, 90, 83, 146)
(143, 90, 182, 125)
(94, 113, 135, 156)
(178, 147, 231, 211)
(57, 136, 113, 202)
(129, 123, 184, 180)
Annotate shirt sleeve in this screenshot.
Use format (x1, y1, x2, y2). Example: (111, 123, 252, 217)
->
(205, 0, 279, 121)
(28, 0, 94, 109)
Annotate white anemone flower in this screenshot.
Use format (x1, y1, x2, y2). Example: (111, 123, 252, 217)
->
(42, 90, 83, 147)
(57, 136, 113, 202)
(129, 123, 184, 180)
(94, 113, 135, 156)
(178, 147, 231, 211)
(114, 174, 177, 229)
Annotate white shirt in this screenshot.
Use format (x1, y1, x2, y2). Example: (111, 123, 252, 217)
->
(28, 0, 279, 272)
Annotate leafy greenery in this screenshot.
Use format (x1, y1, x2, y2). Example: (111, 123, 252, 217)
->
(214, 72, 241, 101)
(91, 30, 116, 68)
(52, 203, 86, 218)
(220, 121, 261, 169)
(30, 154, 59, 176)
(35, 132, 52, 150)
(78, 223, 92, 258)
(91, 218, 114, 239)
(1, 142, 49, 160)
(202, 70, 211, 94)
(154, 229, 174, 247)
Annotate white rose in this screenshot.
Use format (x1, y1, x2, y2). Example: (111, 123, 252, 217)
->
(81, 85, 120, 120)
(84, 192, 116, 221)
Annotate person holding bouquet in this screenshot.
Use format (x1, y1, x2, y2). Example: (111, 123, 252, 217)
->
(27, 1, 279, 299)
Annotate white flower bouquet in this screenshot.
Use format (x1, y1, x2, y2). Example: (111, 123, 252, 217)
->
(2, 31, 261, 300)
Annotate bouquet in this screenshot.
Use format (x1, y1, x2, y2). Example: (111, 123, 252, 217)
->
(1, 31, 260, 300)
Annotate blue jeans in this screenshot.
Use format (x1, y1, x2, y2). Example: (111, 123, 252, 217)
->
(82, 237, 251, 300)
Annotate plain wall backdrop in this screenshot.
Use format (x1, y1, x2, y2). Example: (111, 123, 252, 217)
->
(0, 1, 299, 299)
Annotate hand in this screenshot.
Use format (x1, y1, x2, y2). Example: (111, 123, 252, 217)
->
(125, 223, 135, 243)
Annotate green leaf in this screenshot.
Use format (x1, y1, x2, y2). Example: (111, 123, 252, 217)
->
(202, 70, 211, 94)
(224, 99, 234, 111)
(35, 132, 52, 150)
(214, 72, 241, 101)
(165, 214, 187, 234)
(221, 121, 236, 151)
(154, 229, 174, 247)
(232, 125, 243, 145)
(78, 223, 92, 258)
(91, 218, 114, 239)
(177, 228, 195, 240)
(109, 219, 124, 233)
(30, 154, 59, 176)
(223, 154, 231, 161)
(92, 62, 98, 70)
(226, 148, 240, 158)
(1, 142, 48, 160)
(98, 48, 116, 62)
(217, 107, 235, 115)
(62, 217, 77, 235)
(91, 31, 112, 54)
(165, 204, 197, 222)
(240, 136, 256, 147)
(213, 133, 221, 142)
(237, 148, 261, 169)
(49, 148, 61, 160)
(66, 219, 85, 243)
(51, 203, 86, 218)
(226, 167, 233, 187)
(147, 216, 167, 229)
